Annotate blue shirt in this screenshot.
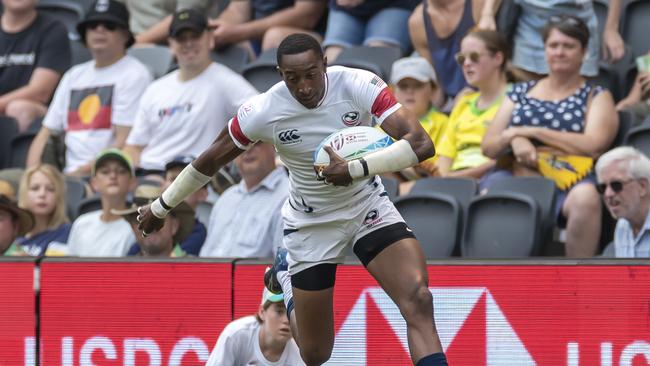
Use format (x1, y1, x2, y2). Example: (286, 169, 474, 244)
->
(200, 167, 289, 258)
(15, 223, 71, 256)
(614, 209, 650, 258)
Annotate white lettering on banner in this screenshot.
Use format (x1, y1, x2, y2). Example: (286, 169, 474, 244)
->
(567, 342, 579, 366)
(620, 341, 650, 365)
(326, 287, 535, 365)
(62, 337, 73, 366)
(168, 337, 210, 365)
(124, 338, 162, 366)
(24, 336, 35, 366)
(602, 342, 613, 366)
(37, 336, 210, 365)
(80, 336, 117, 365)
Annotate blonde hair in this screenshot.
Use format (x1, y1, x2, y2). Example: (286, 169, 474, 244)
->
(18, 164, 69, 230)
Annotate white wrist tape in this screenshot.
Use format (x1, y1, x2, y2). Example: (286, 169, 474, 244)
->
(150, 163, 211, 218)
(348, 139, 419, 179)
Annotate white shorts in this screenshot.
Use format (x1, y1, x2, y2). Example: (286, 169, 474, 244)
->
(281, 184, 406, 274)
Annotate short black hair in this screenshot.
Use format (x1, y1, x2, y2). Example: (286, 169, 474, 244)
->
(277, 33, 324, 66)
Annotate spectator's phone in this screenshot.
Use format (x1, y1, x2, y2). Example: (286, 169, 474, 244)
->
(636, 54, 650, 73)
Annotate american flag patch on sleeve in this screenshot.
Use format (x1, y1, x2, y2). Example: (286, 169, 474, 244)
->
(370, 75, 385, 88)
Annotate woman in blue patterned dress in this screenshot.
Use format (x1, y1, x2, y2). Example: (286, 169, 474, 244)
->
(482, 15, 618, 257)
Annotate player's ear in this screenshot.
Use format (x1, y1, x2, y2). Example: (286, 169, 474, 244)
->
(276, 65, 283, 77)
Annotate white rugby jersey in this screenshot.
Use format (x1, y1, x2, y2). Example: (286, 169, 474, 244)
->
(206, 315, 304, 366)
(228, 66, 401, 213)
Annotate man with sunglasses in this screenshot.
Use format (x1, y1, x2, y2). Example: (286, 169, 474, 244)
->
(27, 0, 152, 177)
(596, 146, 650, 258)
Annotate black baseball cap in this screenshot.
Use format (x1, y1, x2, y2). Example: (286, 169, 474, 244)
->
(169, 8, 208, 38)
(77, 0, 135, 48)
(165, 155, 195, 172)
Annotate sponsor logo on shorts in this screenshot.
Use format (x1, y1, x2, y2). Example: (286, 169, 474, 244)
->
(278, 129, 301, 145)
(363, 209, 383, 228)
(342, 111, 360, 126)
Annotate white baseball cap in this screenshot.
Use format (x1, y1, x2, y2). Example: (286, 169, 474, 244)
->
(262, 287, 284, 305)
(390, 57, 437, 85)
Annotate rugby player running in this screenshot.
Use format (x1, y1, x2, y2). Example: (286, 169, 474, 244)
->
(137, 34, 448, 366)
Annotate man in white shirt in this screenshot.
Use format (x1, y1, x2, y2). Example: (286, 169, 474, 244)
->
(123, 8, 258, 173)
(27, 0, 152, 176)
(67, 149, 136, 257)
(206, 287, 304, 366)
(200, 142, 289, 258)
(596, 146, 650, 258)
(137, 34, 447, 366)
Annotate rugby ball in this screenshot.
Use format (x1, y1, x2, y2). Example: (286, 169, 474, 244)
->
(313, 126, 393, 167)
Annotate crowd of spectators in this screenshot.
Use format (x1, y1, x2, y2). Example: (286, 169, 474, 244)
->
(1, 0, 649, 259)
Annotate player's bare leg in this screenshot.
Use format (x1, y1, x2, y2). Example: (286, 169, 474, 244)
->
(266, 250, 336, 366)
(290, 287, 335, 366)
(366, 237, 446, 365)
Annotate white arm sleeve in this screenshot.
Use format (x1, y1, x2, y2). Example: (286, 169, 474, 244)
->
(150, 163, 211, 218)
(348, 139, 419, 179)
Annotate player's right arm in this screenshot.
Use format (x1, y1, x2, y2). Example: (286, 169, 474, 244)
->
(137, 126, 244, 235)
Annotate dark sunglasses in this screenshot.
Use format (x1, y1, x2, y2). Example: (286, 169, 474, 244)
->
(86, 20, 119, 31)
(455, 51, 482, 65)
(596, 179, 635, 194)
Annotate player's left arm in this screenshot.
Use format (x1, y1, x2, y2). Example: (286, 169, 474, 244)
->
(323, 106, 434, 185)
(379, 106, 435, 163)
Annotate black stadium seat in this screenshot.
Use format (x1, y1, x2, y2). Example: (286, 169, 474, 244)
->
(212, 45, 249, 74)
(127, 46, 173, 79)
(462, 192, 542, 258)
(485, 176, 557, 250)
(332, 46, 402, 81)
(622, 0, 650, 58)
(37, 0, 85, 41)
(0, 117, 19, 169)
(394, 193, 461, 258)
(242, 48, 281, 92)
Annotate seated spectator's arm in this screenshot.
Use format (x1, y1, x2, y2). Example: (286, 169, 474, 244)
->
(0, 68, 61, 113)
(123, 145, 144, 168)
(510, 91, 619, 158)
(113, 125, 132, 149)
(477, 0, 500, 30)
(212, 0, 325, 48)
(641, 73, 650, 101)
(135, 15, 174, 45)
(617, 72, 644, 110)
(444, 160, 496, 179)
(481, 97, 516, 158)
(214, 0, 252, 24)
(602, 0, 625, 62)
(26, 127, 52, 167)
(136, 0, 210, 45)
(408, 5, 434, 65)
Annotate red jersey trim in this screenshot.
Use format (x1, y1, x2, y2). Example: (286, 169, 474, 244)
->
(371, 87, 398, 118)
(229, 116, 252, 147)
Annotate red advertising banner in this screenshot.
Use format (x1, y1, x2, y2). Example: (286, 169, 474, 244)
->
(234, 264, 650, 365)
(0, 260, 35, 366)
(39, 261, 232, 366)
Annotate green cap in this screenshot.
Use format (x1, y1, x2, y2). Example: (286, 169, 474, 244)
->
(92, 148, 134, 176)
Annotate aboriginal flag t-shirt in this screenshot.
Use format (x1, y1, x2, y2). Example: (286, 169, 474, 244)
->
(42, 55, 152, 173)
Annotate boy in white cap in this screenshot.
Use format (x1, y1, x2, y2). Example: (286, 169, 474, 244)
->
(206, 286, 304, 366)
(390, 56, 448, 178)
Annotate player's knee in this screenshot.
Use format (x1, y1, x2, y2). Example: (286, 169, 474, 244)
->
(299, 345, 332, 366)
(399, 282, 433, 322)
